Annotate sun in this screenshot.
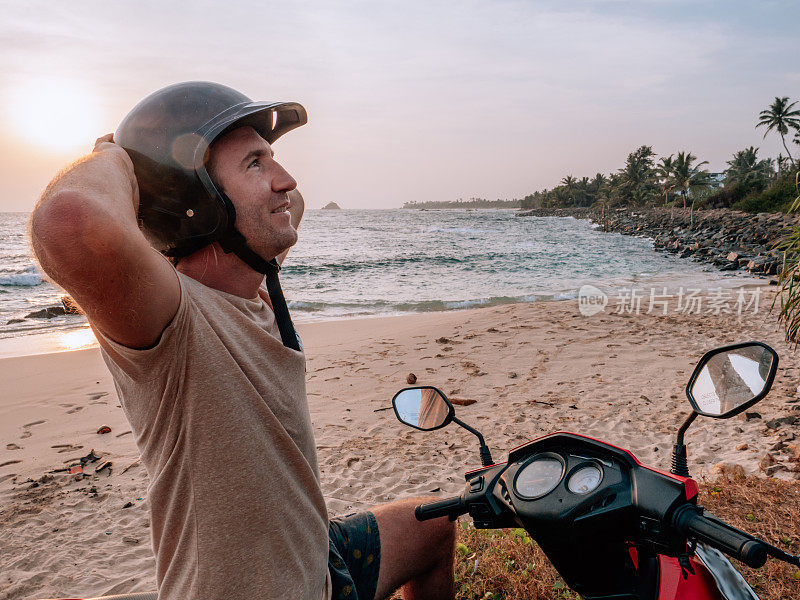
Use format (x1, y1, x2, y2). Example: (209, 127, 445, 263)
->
(6, 78, 104, 152)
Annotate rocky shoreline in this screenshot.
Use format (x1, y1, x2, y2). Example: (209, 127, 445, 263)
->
(519, 207, 800, 278)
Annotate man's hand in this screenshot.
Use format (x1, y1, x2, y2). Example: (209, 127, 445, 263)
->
(92, 133, 140, 214)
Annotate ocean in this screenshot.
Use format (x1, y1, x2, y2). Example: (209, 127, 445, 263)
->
(0, 209, 754, 345)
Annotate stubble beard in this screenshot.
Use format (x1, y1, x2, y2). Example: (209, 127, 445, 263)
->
(252, 214, 298, 261)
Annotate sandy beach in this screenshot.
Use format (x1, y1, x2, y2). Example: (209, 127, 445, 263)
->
(1, 287, 799, 599)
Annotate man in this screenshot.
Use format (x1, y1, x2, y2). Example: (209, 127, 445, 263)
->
(30, 81, 455, 600)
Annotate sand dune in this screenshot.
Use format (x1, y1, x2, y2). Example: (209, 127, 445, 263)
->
(1, 288, 798, 599)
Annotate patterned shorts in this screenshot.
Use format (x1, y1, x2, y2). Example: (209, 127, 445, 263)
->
(328, 511, 381, 600)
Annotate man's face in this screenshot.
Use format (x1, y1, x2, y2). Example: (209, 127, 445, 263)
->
(208, 126, 298, 261)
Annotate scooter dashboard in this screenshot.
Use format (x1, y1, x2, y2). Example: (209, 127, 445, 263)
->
(489, 432, 691, 545)
(500, 449, 628, 526)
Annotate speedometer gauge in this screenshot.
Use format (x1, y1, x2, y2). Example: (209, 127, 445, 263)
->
(567, 465, 603, 494)
(514, 456, 564, 499)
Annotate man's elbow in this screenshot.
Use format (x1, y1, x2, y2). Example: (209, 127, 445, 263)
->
(29, 192, 108, 279)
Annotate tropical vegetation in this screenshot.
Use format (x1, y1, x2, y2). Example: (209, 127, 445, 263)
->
(514, 96, 800, 215)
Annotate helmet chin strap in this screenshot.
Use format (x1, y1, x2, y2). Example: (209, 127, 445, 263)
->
(217, 223, 302, 352)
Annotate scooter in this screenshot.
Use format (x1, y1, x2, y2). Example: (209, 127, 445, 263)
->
(391, 341, 799, 600)
(41, 342, 798, 600)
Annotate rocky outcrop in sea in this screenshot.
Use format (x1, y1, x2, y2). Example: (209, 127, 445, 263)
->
(518, 207, 800, 277)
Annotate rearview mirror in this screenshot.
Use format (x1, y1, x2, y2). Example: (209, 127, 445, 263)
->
(392, 386, 454, 431)
(686, 342, 778, 418)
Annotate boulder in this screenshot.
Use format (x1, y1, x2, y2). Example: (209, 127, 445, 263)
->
(25, 306, 68, 319)
(60, 295, 82, 314)
(321, 201, 341, 210)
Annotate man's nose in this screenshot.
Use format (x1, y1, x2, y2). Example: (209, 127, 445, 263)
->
(270, 160, 297, 193)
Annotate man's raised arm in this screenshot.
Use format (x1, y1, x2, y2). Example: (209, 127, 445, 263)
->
(29, 134, 180, 349)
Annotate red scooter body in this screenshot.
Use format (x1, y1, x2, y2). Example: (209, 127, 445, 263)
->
(658, 555, 724, 600)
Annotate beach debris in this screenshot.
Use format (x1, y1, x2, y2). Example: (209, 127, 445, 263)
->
(712, 463, 745, 479)
(95, 461, 113, 474)
(121, 460, 141, 475)
(450, 397, 477, 406)
(737, 443, 749, 451)
(69, 465, 83, 475)
(745, 412, 762, 421)
(508, 372, 518, 379)
(122, 501, 134, 508)
(766, 416, 800, 430)
(406, 373, 417, 384)
(372, 406, 393, 412)
(116, 430, 133, 438)
(97, 425, 112, 434)
(123, 536, 140, 544)
(78, 449, 101, 465)
(759, 453, 777, 473)
(529, 399, 555, 407)
(486, 327, 500, 333)
(6, 443, 22, 450)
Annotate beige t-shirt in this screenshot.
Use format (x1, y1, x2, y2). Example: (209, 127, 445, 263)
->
(95, 269, 330, 600)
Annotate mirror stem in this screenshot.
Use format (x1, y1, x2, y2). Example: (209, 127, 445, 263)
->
(671, 412, 698, 477)
(676, 412, 698, 447)
(453, 416, 494, 466)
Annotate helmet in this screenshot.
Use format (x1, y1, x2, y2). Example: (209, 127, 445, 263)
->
(115, 81, 307, 268)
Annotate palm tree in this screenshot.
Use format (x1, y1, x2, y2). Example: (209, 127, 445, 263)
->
(577, 176, 591, 206)
(617, 145, 657, 206)
(561, 175, 577, 206)
(724, 147, 774, 189)
(655, 155, 675, 206)
(775, 173, 800, 344)
(672, 151, 712, 227)
(590, 173, 609, 230)
(590, 173, 607, 194)
(756, 96, 800, 167)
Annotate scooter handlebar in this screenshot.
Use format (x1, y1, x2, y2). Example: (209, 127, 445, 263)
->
(415, 496, 466, 521)
(673, 505, 768, 568)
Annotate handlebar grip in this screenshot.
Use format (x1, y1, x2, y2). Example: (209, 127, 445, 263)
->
(673, 505, 768, 568)
(415, 496, 465, 521)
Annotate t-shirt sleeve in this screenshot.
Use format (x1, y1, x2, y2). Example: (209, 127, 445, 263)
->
(93, 266, 191, 382)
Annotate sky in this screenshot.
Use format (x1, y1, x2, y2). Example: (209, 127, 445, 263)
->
(0, 0, 798, 211)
